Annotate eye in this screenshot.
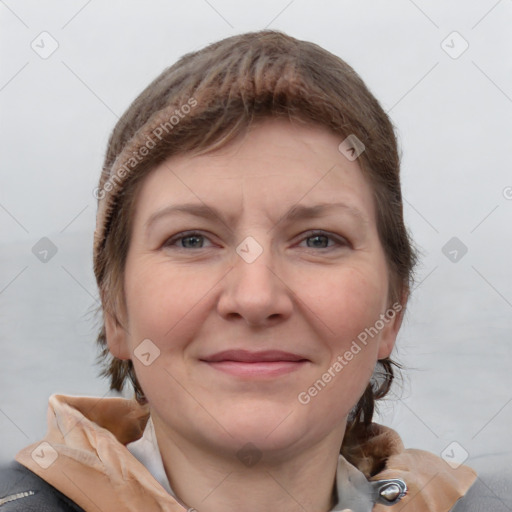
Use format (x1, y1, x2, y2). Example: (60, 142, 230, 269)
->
(306, 234, 330, 249)
(298, 231, 349, 250)
(163, 231, 214, 249)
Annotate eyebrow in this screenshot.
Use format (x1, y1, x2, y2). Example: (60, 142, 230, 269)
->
(275, 202, 368, 226)
(145, 201, 368, 234)
(145, 203, 233, 234)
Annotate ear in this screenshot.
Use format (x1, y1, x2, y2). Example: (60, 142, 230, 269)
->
(104, 310, 131, 360)
(377, 292, 408, 359)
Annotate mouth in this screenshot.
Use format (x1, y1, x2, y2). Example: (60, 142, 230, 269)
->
(200, 350, 310, 378)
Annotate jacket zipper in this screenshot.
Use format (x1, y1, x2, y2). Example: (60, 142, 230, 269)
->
(0, 491, 36, 506)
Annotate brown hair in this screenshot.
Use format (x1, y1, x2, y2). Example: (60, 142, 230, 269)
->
(94, 30, 416, 452)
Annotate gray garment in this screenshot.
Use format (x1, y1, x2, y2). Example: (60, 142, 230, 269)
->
(451, 453, 512, 512)
(0, 462, 84, 511)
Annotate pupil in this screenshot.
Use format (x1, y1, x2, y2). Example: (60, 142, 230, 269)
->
(308, 235, 327, 248)
(183, 235, 202, 248)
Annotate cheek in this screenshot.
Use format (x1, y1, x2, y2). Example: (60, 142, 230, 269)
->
(305, 264, 389, 344)
(123, 258, 217, 347)
(298, 264, 388, 407)
(122, 260, 206, 404)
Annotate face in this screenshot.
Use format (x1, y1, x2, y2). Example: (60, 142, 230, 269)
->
(106, 118, 403, 461)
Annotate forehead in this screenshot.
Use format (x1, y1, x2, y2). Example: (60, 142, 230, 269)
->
(132, 118, 376, 225)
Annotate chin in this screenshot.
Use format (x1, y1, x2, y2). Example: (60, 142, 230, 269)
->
(212, 401, 310, 452)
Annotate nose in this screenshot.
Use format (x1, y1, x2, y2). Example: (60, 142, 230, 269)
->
(217, 245, 294, 328)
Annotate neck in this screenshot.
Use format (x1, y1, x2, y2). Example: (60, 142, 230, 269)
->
(151, 415, 346, 512)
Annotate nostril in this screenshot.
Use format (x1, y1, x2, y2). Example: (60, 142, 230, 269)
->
(226, 312, 243, 321)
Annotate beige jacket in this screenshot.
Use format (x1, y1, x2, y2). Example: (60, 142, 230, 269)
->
(15, 395, 477, 511)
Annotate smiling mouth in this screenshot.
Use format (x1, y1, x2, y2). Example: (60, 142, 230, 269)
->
(200, 350, 310, 378)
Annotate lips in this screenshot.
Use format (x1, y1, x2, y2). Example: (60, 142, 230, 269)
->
(200, 350, 309, 378)
(201, 350, 308, 363)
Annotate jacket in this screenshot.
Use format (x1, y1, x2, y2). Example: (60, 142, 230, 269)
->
(0, 394, 489, 511)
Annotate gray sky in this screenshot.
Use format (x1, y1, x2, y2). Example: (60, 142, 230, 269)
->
(1, 1, 511, 245)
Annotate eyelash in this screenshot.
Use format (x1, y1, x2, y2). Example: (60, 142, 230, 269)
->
(163, 231, 212, 250)
(301, 231, 349, 249)
(162, 230, 349, 251)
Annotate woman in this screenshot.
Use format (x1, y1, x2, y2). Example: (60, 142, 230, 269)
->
(0, 30, 480, 511)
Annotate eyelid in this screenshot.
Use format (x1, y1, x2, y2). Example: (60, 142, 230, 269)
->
(162, 230, 216, 249)
(297, 230, 350, 248)
(161, 229, 350, 250)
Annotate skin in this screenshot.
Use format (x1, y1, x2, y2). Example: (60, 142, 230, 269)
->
(106, 118, 404, 512)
